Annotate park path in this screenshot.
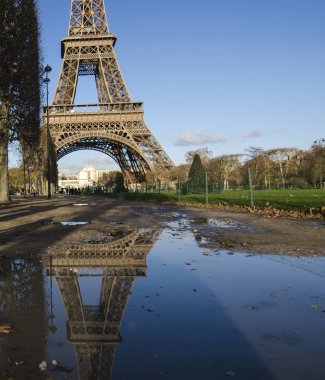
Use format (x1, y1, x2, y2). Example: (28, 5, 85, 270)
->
(0, 195, 325, 257)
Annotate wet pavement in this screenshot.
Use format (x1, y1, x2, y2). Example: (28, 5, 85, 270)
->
(0, 219, 325, 379)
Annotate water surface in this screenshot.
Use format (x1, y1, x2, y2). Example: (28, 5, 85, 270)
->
(0, 222, 325, 380)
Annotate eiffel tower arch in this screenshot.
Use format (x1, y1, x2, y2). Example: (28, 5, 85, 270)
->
(46, 226, 160, 380)
(42, 0, 173, 191)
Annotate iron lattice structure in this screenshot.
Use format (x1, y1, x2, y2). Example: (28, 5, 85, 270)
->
(46, 227, 160, 380)
(44, 0, 173, 184)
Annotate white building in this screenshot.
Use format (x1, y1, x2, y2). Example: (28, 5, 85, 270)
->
(58, 166, 118, 190)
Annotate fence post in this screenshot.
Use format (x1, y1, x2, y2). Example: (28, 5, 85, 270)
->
(320, 157, 323, 189)
(178, 178, 181, 201)
(248, 168, 254, 207)
(205, 172, 209, 205)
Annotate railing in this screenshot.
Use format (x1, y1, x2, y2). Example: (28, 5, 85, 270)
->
(42, 102, 143, 114)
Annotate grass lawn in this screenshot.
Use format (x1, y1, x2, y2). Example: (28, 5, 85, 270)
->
(109, 189, 325, 212)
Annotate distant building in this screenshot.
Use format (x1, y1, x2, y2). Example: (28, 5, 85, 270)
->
(58, 166, 118, 190)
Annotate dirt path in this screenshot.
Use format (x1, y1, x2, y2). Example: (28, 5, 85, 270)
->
(0, 195, 324, 257)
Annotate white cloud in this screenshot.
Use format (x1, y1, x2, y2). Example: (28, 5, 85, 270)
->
(240, 129, 266, 138)
(58, 152, 118, 174)
(174, 129, 228, 147)
(83, 155, 116, 166)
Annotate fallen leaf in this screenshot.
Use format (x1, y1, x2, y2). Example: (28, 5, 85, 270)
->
(0, 325, 13, 334)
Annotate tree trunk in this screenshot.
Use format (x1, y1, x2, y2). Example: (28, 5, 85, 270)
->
(23, 156, 27, 195)
(0, 126, 9, 202)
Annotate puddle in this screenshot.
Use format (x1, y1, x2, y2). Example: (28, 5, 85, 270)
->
(165, 217, 189, 230)
(145, 208, 187, 220)
(73, 203, 89, 206)
(189, 217, 258, 231)
(60, 221, 88, 226)
(0, 223, 325, 379)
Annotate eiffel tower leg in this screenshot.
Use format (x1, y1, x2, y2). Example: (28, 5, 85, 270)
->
(101, 275, 135, 333)
(95, 71, 110, 105)
(56, 276, 84, 324)
(97, 45, 130, 103)
(53, 51, 79, 105)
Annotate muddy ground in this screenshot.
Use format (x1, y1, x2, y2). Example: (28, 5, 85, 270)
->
(0, 195, 325, 257)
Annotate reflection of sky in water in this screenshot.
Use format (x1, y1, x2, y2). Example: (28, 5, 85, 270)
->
(191, 217, 241, 228)
(189, 217, 260, 231)
(78, 275, 102, 305)
(41, 227, 325, 380)
(60, 221, 88, 226)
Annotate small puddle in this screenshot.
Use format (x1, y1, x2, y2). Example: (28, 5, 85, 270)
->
(189, 217, 259, 231)
(60, 221, 88, 226)
(73, 203, 89, 206)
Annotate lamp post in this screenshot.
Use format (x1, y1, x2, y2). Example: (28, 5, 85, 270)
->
(48, 255, 57, 333)
(205, 172, 209, 205)
(314, 138, 325, 189)
(44, 65, 52, 199)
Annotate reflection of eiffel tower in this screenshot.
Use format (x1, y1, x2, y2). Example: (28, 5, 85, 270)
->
(46, 227, 160, 380)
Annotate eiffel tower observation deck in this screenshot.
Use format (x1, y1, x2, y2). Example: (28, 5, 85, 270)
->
(43, 0, 173, 189)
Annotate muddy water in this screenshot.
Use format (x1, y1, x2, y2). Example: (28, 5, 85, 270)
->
(0, 221, 325, 380)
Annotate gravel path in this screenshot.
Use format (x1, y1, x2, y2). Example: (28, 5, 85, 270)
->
(0, 195, 325, 257)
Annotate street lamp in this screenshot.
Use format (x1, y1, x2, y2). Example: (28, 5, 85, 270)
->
(48, 255, 57, 333)
(314, 138, 325, 189)
(44, 64, 52, 199)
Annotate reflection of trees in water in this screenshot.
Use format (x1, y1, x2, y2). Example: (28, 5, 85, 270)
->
(0, 258, 45, 320)
(47, 226, 160, 380)
(0, 257, 46, 373)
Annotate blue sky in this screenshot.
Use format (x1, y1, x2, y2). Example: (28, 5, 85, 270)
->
(10, 0, 325, 173)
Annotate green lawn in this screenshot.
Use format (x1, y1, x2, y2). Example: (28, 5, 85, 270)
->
(109, 189, 325, 212)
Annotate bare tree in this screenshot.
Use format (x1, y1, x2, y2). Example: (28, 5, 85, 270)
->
(208, 154, 242, 190)
(243, 147, 272, 189)
(267, 148, 299, 189)
(185, 147, 212, 165)
(167, 164, 190, 182)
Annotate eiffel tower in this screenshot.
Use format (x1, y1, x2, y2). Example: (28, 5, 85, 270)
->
(46, 226, 160, 380)
(44, 0, 173, 187)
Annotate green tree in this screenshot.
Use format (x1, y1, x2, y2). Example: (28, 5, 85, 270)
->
(187, 154, 206, 192)
(105, 171, 126, 192)
(0, 0, 41, 202)
(9, 167, 24, 193)
(0, 0, 16, 201)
